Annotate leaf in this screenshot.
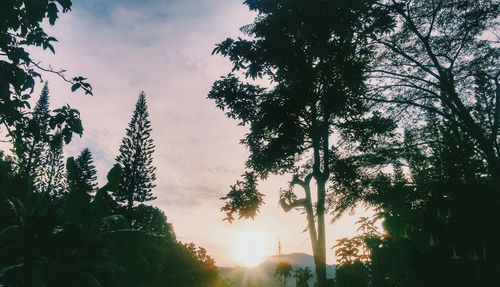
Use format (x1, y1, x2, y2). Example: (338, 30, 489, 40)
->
(47, 3, 60, 25)
(56, 0, 73, 12)
(46, 42, 55, 54)
(63, 129, 72, 144)
(71, 83, 80, 92)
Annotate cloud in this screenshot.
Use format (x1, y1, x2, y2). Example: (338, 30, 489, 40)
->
(27, 0, 366, 266)
(32, 0, 255, 209)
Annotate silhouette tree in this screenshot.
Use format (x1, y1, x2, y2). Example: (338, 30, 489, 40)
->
(334, 261, 368, 287)
(41, 135, 66, 197)
(369, 0, 500, 179)
(293, 266, 313, 287)
(66, 148, 97, 197)
(208, 1, 392, 285)
(275, 261, 293, 287)
(115, 92, 157, 209)
(358, 110, 500, 286)
(334, 237, 361, 266)
(332, 216, 381, 287)
(127, 204, 176, 240)
(1, 0, 89, 196)
(1, 3, 225, 287)
(75, 148, 98, 193)
(0, 1, 91, 145)
(15, 82, 51, 180)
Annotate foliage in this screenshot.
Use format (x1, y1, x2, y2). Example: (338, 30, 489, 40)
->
(1, 110, 223, 287)
(125, 204, 175, 240)
(0, 0, 92, 124)
(114, 91, 157, 209)
(43, 135, 66, 196)
(75, 148, 98, 192)
(0, 0, 91, 150)
(293, 266, 313, 287)
(15, 82, 50, 178)
(347, 1, 500, 285)
(334, 261, 368, 287)
(220, 171, 264, 223)
(208, 1, 393, 286)
(0, 4, 224, 287)
(362, 121, 500, 286)
(369, 0, 500, 178)
(332, 216, 381, 287)
(274, 261, 292, 287)
(0, 156, 121, 287)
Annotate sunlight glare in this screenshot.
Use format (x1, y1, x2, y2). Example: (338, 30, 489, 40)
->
(233, 230, 269, 267)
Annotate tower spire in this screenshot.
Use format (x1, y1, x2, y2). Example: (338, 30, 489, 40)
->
(278, 237, 282, 256)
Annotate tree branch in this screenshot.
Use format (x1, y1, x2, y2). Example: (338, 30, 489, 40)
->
(280, 197, 307, 213)
(375, 39, 440, 79)
(425, 0, 444, 39)
(30, 61, 93, 95)
(369, 69, 440, 88)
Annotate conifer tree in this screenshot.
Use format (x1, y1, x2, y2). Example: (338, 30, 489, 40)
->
(114, 92, 156, 209)
(32, 83, 51, 134)
(76, 148, 98, 192)
(42, 135, 66, 197)
(18, 83, 67, 196)
(66, 148, 98, 195)
(18, 82, 51, 179)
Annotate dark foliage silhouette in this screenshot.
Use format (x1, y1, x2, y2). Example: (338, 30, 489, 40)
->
(0, 3, 225, 287)
(293, 266, 313, 287)
(2, 1, 499, 287)
(114, 92, 157, 209)
(75, 148, 98, 193)
(369, 0, 500, 179)
(274, 261, 292, 287)
(332, 217, 380, 287)
(208, 1, 393, 285)
(0, 0, 91, 132)
(362, 118, 500, 286)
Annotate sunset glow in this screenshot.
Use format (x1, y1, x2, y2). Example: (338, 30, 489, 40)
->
(233, 230, 271, 267)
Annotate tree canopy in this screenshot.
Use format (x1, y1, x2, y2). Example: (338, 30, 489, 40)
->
(209, 1, 394, 286)
(0, 3, 226, 287)
(114, 92, 157, 209)
(369, 0, 500, 178)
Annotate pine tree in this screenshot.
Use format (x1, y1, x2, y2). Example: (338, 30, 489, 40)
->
(19, 82, 50, 180)
(19, 83, 67, 196)
(32, 83, 51, 132)
(66, 148, 98, 195)
(29, 83, 54, 191)
(76, 148, 98, 192)
(114, 92, 156, 209)
(42, 135, 66, 197)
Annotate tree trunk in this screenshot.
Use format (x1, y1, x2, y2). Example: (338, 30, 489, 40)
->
(303, 192, 323, 287)
(127, 189, 134, 210)
(315, 178, 328, 287)
(300, 178, 327, 287)
(440, 76, 500, 181)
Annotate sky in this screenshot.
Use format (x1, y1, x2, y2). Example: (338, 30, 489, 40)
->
(29, 0, 373, 267)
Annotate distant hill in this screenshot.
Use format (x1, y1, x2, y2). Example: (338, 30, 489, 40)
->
(218, 253, 335, 287)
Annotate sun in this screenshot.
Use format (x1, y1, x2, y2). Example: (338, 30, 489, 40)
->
(233, 230, 269, 267)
